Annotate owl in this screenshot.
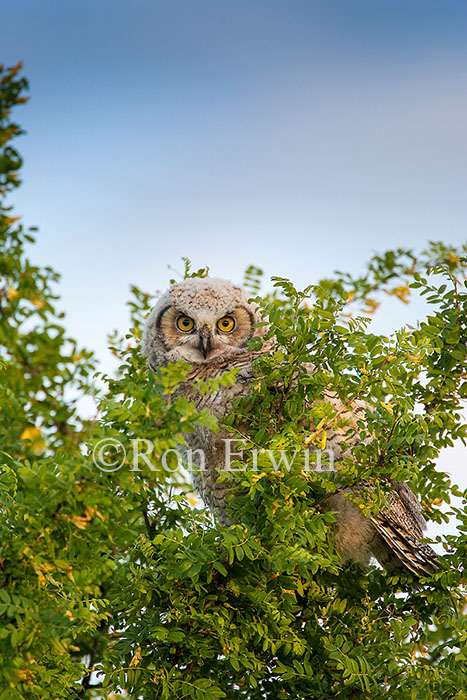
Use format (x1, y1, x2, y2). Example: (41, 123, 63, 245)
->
(143, 277, 439, 577)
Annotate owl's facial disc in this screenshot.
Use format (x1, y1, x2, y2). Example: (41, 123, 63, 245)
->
(159, 306, 253, 363)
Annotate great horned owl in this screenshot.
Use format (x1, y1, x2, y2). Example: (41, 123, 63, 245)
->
(143, 277, 438, 577)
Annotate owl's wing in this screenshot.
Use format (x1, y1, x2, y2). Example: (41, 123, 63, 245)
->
(368, 480, 439, 576)
(305, 387, 438, 576)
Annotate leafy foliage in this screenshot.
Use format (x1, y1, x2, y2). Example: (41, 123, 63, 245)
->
(1, 65, 466, 699)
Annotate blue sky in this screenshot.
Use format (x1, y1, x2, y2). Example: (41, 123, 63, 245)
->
(2, 0, 466, 518)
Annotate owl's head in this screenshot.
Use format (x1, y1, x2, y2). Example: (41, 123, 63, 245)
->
(143, 277, 266, 370)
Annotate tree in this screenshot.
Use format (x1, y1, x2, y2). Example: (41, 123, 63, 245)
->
(1, 64, 466, 699)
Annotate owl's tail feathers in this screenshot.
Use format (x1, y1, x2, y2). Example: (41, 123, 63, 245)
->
(371, 517, 440, 577)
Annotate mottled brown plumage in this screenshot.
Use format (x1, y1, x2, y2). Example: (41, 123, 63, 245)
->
(143, 277, 438, 577)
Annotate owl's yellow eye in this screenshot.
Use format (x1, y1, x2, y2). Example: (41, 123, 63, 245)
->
(176, 315, 195, 332)
(217, 315, 236, 333)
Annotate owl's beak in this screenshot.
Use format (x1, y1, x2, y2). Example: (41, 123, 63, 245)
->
(198, 327, 212, 359)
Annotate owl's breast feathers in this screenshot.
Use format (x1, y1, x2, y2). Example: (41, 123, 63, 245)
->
(180, 352, 259, 414)
(186, 351, 257, 382)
